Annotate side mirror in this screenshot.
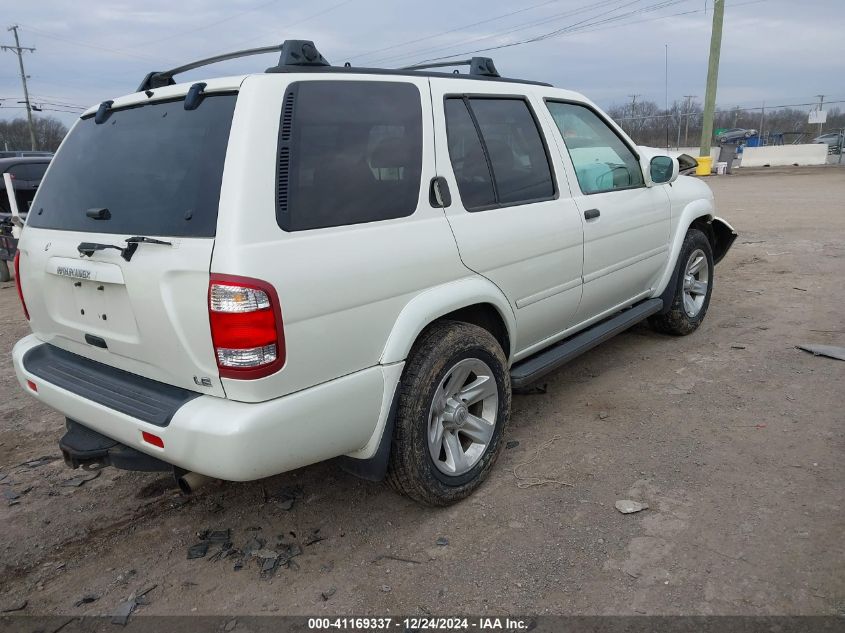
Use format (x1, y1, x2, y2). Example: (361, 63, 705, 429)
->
(648, 155, 679, 185)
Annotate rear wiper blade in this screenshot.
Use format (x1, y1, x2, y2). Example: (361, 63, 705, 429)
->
(121, 236, 173, 261)
(125, 236, 173, 247)
(78, 236, 172, 262)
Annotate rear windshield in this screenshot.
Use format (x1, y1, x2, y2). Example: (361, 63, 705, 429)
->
(28, 94, 236, 238)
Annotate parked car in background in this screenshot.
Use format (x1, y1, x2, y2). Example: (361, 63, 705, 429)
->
(812, 131, 843, 151)
(1, 156, 51, 282)
(0, 156, 51, 214)
(0, 151, 54, 159)
(716, 128, 757, 143)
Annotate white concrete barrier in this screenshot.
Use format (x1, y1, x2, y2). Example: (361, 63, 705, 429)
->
(740, 144, 828, 168)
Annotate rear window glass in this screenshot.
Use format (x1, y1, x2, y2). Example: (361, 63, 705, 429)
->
(277, 81, 423, 232)
(28, 95, 236, 238)
(8, 163, 49, 180)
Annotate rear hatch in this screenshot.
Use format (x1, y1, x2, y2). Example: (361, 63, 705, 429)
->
(18, 90, 238, 397)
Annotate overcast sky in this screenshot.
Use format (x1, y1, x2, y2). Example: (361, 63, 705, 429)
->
(1, 0, 843, 128)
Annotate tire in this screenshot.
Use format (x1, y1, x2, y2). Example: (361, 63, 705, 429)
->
(649, 229, 714, 336)
(718, 136, 727, 143)
(0, 259, 9, 283)
(386, 320, 511, 506)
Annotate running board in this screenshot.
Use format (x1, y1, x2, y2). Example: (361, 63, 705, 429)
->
(510, 298, 663, 389)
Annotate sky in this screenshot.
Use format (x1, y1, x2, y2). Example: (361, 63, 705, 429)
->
(1, 0, 843, 129)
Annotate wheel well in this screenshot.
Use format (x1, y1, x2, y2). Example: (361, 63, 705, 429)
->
(434, 303, 511, 358)
(689, 215, 733, 264)
(689, 216, 715, 248)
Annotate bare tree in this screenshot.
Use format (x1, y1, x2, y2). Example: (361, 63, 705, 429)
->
(0, 116, 68, 152)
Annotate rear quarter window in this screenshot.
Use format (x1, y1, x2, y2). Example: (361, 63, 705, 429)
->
(27, 94, 236, 238)
(276, 81, 423, 232)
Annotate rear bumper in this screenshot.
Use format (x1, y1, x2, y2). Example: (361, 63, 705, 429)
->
(13, 335, 389, 481)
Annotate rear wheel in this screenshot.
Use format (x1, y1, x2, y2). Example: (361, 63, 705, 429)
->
(0, 259, 9, 283)
(386, 321, 510, 506)
(649, 229, 714, 336)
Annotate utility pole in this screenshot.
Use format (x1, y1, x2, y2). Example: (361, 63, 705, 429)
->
(815, 95, 825, 137)
(699, 0, 725, 158)
(627, 94, 639, 139)
(664, 44, 669, 149)
(1, 25, 37, 151)
(683, 95, 695, 147)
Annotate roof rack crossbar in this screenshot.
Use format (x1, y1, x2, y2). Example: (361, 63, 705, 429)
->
(137, 45, 284, 92)
(400, 56, 500, 78)
(137, 40, 331, 92)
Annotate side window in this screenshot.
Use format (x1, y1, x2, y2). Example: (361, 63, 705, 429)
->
(546, 101, 644, 194)
(277, 81, 423, 232)
(444, 97, 555, 211)
(444, 99, 496, 209)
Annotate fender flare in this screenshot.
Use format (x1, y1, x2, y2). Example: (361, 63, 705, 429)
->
(379, 276, 517, 365)
(655, 201, 738, 313)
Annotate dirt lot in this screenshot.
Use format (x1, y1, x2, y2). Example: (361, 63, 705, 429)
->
(0, 166, 843, 617)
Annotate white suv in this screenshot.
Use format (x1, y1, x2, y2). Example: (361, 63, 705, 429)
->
(11, 41, 735, 505)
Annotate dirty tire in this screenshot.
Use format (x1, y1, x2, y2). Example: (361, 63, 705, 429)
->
(0, 259, 10, 283)
(386, 320, 511, 506)
(649, 228, 714, 336)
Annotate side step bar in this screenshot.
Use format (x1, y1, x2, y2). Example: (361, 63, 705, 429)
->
(510, 298, 663, 389)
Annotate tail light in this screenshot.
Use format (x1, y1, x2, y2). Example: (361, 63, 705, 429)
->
(208, 274, 285, 380)
(14, 251, 29, 320)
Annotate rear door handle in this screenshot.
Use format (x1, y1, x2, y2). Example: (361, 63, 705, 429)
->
(584, 208, 600, 220)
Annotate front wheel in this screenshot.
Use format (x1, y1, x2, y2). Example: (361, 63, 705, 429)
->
(649, 229, 714, 336)
(386, 321, 511, 506)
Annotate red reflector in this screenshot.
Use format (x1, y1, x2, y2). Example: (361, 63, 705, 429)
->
(26, 379, 37, 392)
(14, 252, 29, 321)
(141, 431, 164, 448)
(208, 309, 277, 349)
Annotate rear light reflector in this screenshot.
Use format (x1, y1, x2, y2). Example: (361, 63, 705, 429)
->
(142, 431, 164, 448)
(208, 274, 285, 380)
(14, 252, 29, 320)
(26, 380, 37, 392)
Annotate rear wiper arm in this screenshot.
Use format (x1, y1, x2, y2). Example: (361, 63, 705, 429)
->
(122, 236, 172, 261)
(78, 236, 172, 262)
(78, 242, 132, 261)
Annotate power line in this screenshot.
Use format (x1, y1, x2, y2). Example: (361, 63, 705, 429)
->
(342, 0, 561, 63)
(366, 0, 647, 66)
(407, 0, 692, 66)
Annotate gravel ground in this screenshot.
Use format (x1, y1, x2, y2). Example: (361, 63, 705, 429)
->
(0, 165, 843, 616)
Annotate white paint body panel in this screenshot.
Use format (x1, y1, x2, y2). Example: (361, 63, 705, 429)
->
(11, 72, 723, 481)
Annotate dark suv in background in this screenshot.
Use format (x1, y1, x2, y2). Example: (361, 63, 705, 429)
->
(0, 156, 51, 281)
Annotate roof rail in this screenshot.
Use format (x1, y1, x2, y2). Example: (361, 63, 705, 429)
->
(136, 40, 330, 92)
(400, 57, 500, 78)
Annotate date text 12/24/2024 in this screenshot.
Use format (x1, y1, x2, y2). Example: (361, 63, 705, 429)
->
(308, 618, 531, 630)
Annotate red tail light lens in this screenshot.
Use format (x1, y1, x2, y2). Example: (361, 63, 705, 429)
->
(208, 274, 285, 379)
(14, 251, 29, 320)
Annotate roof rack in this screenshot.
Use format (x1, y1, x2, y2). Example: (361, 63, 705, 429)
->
(137, 39, 525, 93)
(400, 57, 500, 78)
(137, 40, 329, 92)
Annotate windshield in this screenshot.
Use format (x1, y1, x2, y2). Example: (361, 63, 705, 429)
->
(28, 94, 236, 238)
